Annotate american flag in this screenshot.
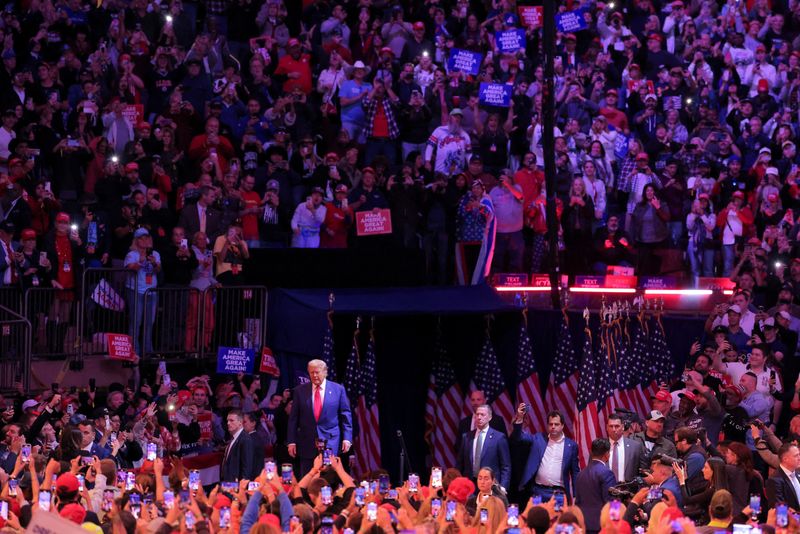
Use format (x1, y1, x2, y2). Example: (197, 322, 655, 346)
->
(546, 315, 579, 439)
(473, 328, 515, 433)
(343, 329, 362, 407)
(321, 313, 337, 381)
(516, 311, 546, 433)
(622, 316, 657, 416)
(576, 326, 602, 467)
(649, 314, 675, 384)
(425, 332, 464, 469)
(352, 330, 382, 476)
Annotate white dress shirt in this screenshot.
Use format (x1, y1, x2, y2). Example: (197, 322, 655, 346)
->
(535, 434, 565, 486)
(610, 437, 626, 482)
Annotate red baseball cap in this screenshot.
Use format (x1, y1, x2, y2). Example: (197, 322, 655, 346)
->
(413, 22, 425, 30)
(651, 390, 671, 402)
(678, 391, 697, 403)
(648, 33, 663, 42)
(287, 38, 300, 48)
(732, 191, 745, 199)
(635, 152, 649, 161)
(21, 228, 35, 240)
(125, 162, 139, 172)
(55, 212, 70, 223)
(56, 473, 80, 493)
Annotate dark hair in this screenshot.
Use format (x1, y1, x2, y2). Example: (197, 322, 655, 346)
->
(778, 442, 797, 462)
(675, 427, 698, 444)
(591, 438, 611, 457)
(706, 457, 730, 492)
(527, 507, 550, 534)
(547, 411, 565, 425)
(726, 441, 756, 481)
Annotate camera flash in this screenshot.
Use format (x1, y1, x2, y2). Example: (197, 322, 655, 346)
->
(165, 15, 173, 23)
(70, 224, 78, 231)
(686, 97, 693, 104)
(111, 155, 119, 163)
(609, 2, 616, 8)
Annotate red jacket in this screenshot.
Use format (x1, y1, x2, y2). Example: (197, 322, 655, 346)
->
(321, 202, 352, 248)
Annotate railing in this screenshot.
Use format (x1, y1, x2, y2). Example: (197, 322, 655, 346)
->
(142, 286, 201, 359)
(79, 268, 137, 361)
(199, 286, 269, 359)
(0, 305, 31, 393)
(2, 268, 268, 369)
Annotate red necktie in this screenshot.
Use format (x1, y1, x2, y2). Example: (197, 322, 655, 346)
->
(313, 387, 322, 422)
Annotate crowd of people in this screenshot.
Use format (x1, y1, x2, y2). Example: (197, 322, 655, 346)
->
(0, 302, 800, 534)
(0, 0, 797, 289)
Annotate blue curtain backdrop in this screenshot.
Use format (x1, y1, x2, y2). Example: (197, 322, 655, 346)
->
(266, 287, 705, 482)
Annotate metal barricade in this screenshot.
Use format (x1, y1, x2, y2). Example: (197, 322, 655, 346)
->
(0, 286, 22, 314)
(142, 287, 201, 359)
(24, 287, 79, 359)
(0, 305, 31, 393)
(80, 268, 137, 359)
(199, 286, 268, 359)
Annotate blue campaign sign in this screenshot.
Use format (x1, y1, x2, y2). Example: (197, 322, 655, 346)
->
(448, 48, 483, 75)
(555, 9, 588, 33)
(217, 346, 255, 374)
(479, 83, 512, 107)
(495, 28, 526, 53)
(614, 132, 629, 159)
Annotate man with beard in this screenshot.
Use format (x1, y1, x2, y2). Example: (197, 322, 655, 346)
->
(425, 108, 472, 176)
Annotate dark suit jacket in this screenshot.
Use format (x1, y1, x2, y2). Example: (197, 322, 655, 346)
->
(287, 380, 353, 459)
(177, 202, 223, 240)
(575, 459, 618, 533)
(766, 468, 800, 510)
(610, 436, 644, 482)
(456, 414, 507, 452)
(511, 423, 580, 496)
(221, 430, 257, 482)
(457, 427, 511, 489)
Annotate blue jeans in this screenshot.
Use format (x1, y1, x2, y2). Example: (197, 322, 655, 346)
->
(127, 289, 158, 356)
(341, 120, 365, 144)
(668, 222, 684, 247)
(722, 244, 736, 277)
(688, 246, 716, 285)
(402, 142, 427, 161)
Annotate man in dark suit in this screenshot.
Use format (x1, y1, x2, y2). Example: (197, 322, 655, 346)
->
(511, 404, 580, 503)
(220, 409, 257, 482)
(77, 420, 109, 459)
(575, 439, 618, 534)
(766, 443, 800, 510)
(457, 405, 511, 489)
(287, 359, 353, 476)
(177, 186, 223, 240)
(606, 413, 644, 483)
(456, 390, 507, 452)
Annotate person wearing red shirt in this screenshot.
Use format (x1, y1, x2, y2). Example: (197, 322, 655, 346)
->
(188, 116, 235, 170)
(239, 175, 263, 246)
(321, 184, 353, 248)
(513, 152, 545, 210)
(274, 38, 313, 95)
(599, 88, 629, 132)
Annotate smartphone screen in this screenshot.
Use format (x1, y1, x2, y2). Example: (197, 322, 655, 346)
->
(8, 479, 18, 496)
(39, 491, 51, 511)
(320, 486, 332, 505)
(431, 499, 441, 518)
(265, 461, 276, 480)
(189, 470, 200, 491)
(749, 494, 761, 516)
(220, 507, 231, 529)
(777, 504, 789, 527)
(480, 509, 488, 524)
(147, 443, 157, 461)
(322, 448, 332, 466)
(532, 495, 542, 505)
(355, 487, 366, 506)
(431, 467, 442, 488)
(554, 491, 565, 512)
(185, 511, 195, 530)
(281, 464, 293, 484)
(77, 474, 85, 490)
(378, 474, 390, 494)
(388, 489, 398, 500)
(163, 491, 174, 510)
(408, 473, 419, 493)
(367, 502, 378, 522)
(0, 502, 8, 520)
(20, 445, 31, 463)
(445, 501, 456, 522)
(507, 505, 519, 527)
(126, 472, 136, 491)
(321, 516, 334, 534)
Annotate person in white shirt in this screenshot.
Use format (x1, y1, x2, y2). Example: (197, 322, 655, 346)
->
(708, 291, 757, 336)
(766, 443, 800, 509)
